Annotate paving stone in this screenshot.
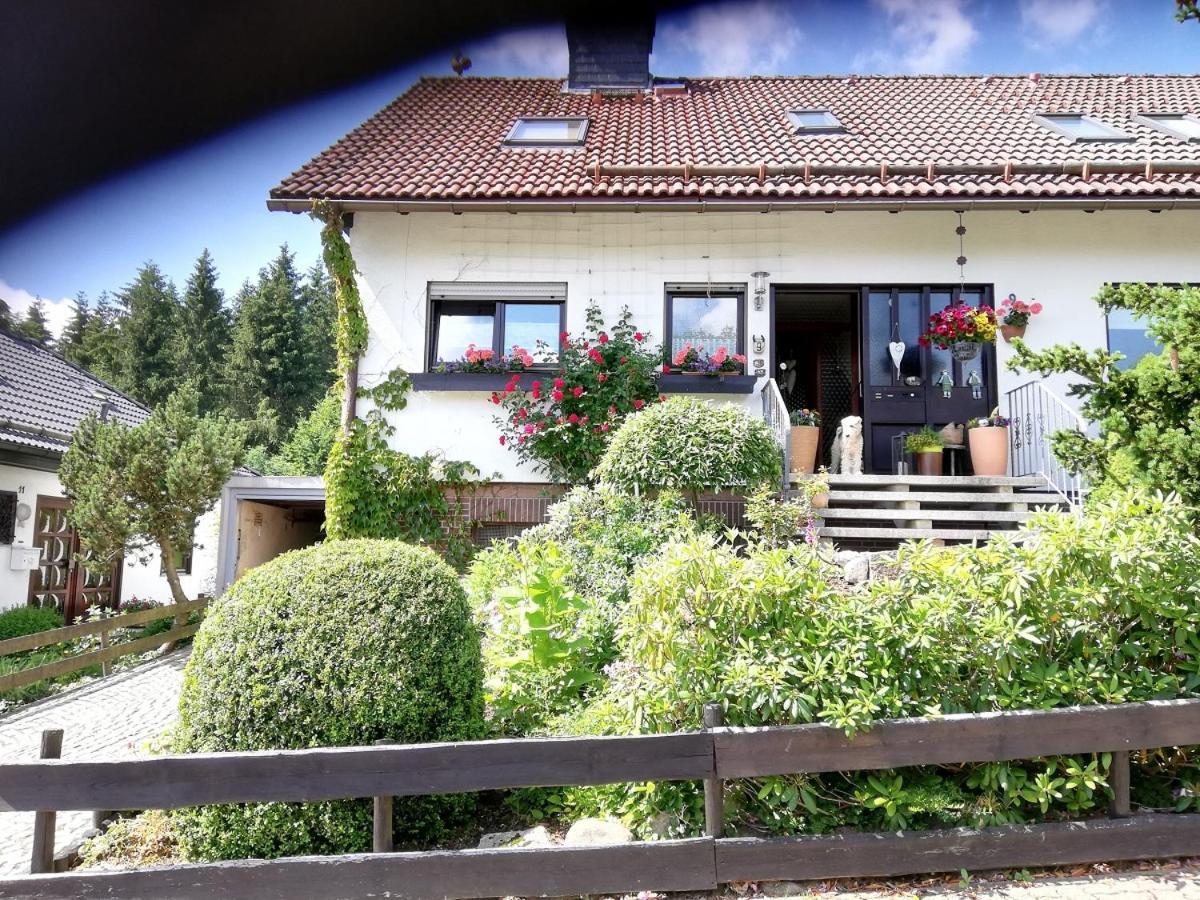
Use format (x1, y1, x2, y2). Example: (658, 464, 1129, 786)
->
(0, 649, 190, 877)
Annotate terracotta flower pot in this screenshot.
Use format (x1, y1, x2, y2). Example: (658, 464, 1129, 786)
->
(809, 491, 829, 509)
(789, 425, 821, 475)
(969, 426, 1009, 477)
(915, 450, 943, 476)
(1000, 323, 1026, 343)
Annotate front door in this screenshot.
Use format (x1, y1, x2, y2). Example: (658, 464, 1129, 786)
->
(27, 495, 121, 621)
(860, 286, 998, 473)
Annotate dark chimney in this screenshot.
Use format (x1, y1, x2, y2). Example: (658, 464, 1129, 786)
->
(565, 17, 655, 91)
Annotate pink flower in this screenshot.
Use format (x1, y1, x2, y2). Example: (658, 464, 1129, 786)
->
(532, 389, 541, 400)
(499, 435, 506, 445)
(598, 332, 609, 344)
(661, 364, 671, 374)
(659, 393, 667, 402)
(572, 386, 584, 398)
(633, 398, 645, 409)
(523, 423, 534, 434)
(1030, 302, 1043, 314)
(489, 392, 501, 405)
(518, 435, 526, 444)
(568, 413, 580, 424)
(711, 346, 728, 365)
(553, 378, 565, 389)
(588, 348, 604, 364)
(597, 373, 608, 382)
(552, 389, 564, 402)
(601, 422, 610, 432)
(732, 353, 746, 364)
(634, 332, 644, 342)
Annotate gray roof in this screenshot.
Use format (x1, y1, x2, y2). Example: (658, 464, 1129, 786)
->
(0, 329, 149, 456)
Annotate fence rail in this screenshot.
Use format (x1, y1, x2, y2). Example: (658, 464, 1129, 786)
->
(0, 598, 208, 693)
(1, 698, 1197, 898)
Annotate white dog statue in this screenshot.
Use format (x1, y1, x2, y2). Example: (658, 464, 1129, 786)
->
(827, 415, 864, 475)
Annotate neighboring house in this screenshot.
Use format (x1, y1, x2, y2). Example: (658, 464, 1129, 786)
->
(267, 20, 1193, 535)
(0, 330, 217, 617)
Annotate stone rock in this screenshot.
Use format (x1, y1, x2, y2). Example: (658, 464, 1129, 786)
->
(759, 880, 813, 897)
(839, 551, 870, 583)
(563, 817, 632, 846)
(647, 811, 674, 839)
(476, 825, 553, 849)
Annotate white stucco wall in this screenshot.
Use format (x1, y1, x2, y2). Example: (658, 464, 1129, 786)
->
(0, 462, 220, 611)
(351, 207, 1200, 482)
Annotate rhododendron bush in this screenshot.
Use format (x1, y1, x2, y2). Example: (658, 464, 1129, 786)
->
(492, 302, 662, 482)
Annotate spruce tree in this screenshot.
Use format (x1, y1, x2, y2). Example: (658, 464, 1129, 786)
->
(225, 246, 310, 442)
(177, 249, 231, 414)
(60, 292, 91, 366)
(16, 298, 52, 346)
(0, 297, 12, 332)
(118, 262, 180, 406)
(80, 291, 124, 385)
(299, 260, 337, 409)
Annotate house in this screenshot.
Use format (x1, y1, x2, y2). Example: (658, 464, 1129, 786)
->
(0, 329, 218, 617)
(267, 20, 1200, 540)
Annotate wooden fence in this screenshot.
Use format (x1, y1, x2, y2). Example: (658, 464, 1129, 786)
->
(0, 698, 1197, 898)
(0, 599, 208, 693)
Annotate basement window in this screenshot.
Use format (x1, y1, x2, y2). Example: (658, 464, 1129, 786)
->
(787, 110, 845, 133)
(1034, 114, 1130, 142)
(504, 117, 589, 146)
(1136, 113, 1200, 141)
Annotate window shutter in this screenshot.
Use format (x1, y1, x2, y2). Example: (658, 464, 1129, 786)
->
(428, 282, 567, 302)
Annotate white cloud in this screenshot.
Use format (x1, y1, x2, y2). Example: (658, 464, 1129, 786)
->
(466, 25, 569, 76)
(862, 0, 979, 73)
(655, 1, 804, 75)
(1019, 0, 1103, 48)
(0, 280, 74, 338)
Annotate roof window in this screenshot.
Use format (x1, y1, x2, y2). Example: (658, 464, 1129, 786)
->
(788, 110, 845, 133)
(1136, 113, 1200, 141)
(504, 117, 588, 146)
(1034, 114, 1130, 142)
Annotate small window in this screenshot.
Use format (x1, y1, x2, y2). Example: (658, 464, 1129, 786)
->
(504, 117, 588, 146)
(0, 492, 16, 544)
(1136, 113, 1200, 141)
(788, 110, 844, 133)
(430, 298, 564, 368)
(1107, 307, 1162, 371)
(665, 291, 745, 366)
(1034, 114, 1130, 141)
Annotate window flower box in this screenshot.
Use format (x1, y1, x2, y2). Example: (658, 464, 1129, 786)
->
(411, 373, 547, 392)
(658, 374, 758, 394)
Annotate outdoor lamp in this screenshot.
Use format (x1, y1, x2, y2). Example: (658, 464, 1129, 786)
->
(967, 370, 983, 400)
(936, 370, 953, 399)
(751, 271, 769, 310)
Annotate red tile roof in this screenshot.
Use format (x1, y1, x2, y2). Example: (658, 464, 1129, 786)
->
(270, 75, 1200, 207)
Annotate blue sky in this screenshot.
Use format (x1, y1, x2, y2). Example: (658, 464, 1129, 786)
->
(2, 0, 1196, 335)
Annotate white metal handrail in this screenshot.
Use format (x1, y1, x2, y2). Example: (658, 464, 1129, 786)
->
(762, 378, 791, 485)
(1003, 380, 1088, 508)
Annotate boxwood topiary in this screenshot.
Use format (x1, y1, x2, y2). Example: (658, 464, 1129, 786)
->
(0, 606, 64, 642)
(592, 396, 782, 497)
(171, 539, 485, 860)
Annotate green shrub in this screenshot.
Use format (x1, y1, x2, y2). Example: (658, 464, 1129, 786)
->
(0, 606, 64, 642)
(172, 539, 485, 859)
(469, 486, 706, 736)
(563, 489, 1200, 837)
(592, 396, 781, 497)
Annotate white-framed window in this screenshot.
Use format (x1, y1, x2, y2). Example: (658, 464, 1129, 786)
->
(787, 109, 845, 133)
(504, 117, 589, 146)
(1135, 113, 1200, 141)
(1033, 113, 1131, 142)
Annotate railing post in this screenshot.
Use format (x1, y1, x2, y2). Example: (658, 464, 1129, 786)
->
(703, 703, 725, 838)
(30, 728, 63, 874)
(99, 624, 111, 677)
(372, 740, 394, 853)
(1108, 749, 1131, 818)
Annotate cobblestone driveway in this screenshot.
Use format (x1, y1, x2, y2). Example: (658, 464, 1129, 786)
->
(0, 649, 189, 877)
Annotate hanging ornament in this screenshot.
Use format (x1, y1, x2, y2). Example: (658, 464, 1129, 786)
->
(888, 322, 905, 375)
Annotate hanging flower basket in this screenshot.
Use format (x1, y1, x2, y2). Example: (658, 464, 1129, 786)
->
(998, 294, 1043, 343)
(951, 340, 981, 361)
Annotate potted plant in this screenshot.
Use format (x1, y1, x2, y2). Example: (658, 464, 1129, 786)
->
(904, 427, 945, 476)
(671, 344, 702, 373)
(968, 410, 1010, 477)
(788, 408, 822, 475)
(919, 303, 998, 361)
(998, 294, 1043, 342)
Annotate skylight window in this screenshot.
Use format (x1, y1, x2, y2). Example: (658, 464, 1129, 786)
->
(1034, 114, 1130, 142)
(788, 110, 845, 133)
(504, 117, 588, 146)
(1136, 113, 1200, 141)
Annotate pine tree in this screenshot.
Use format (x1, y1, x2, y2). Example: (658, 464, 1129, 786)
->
(117, 263, 180, 406)
(0, 297, 12, 332)
(60, 292, 91, 366)
(16, 298, 52, 346)
(224, 246, 311, 442)
(299, 259, 337, 410)
(80, 291, 124, 385)
(176, 249, 231, 414)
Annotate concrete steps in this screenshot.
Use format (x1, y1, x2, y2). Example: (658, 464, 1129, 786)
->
(790, 473, 1071, 549)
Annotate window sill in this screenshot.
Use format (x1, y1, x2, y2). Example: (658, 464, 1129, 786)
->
(659, 374, 758, 394)
(410, 373, 548, 392)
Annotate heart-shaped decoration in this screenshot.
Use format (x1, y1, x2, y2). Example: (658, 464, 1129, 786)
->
(888, 340, 906, 373)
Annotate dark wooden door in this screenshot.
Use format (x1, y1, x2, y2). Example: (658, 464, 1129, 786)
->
(27, 495, 121, 621)
(860, 286, 998, 473)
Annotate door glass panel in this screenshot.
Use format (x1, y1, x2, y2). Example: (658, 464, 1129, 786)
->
(868, 291, 892, 385)
(897, 291, 922, 381)
(929, 290, 953, 388)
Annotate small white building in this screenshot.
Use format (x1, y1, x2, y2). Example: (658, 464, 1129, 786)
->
(0, 330, 218, 618)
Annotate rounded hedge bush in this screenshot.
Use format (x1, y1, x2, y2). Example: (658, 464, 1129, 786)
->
(0, 606, 63, 642)
(592, 396, 782, 495)
(172, 539, 484, 860)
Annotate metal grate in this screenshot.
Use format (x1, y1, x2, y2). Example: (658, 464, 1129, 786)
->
(0, 492, 15, 544)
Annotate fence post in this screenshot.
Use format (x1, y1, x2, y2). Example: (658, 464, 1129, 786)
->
(1108, 749, 1131, 818)
(703, 703, 725, 838)
(372, 740, 394, 853)
(30, 728, 64, 874)
(99, 625, 111, 677)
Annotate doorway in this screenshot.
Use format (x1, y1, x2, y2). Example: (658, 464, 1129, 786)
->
(771, 290, 861, 467)
(26, 495, 121, 622)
